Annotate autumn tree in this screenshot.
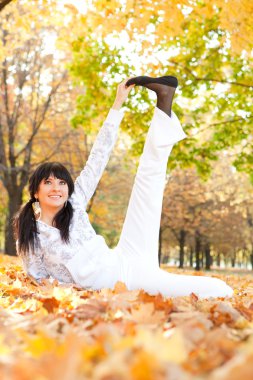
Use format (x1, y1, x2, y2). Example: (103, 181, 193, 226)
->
(0, 0, 80, 254)
(69, 0, 253, 183)
(161, 168, 216, 269)
(160, 156, 253, 270)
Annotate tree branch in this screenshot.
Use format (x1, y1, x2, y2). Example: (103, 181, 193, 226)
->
(14, 71, 68, 160)
(167, 225, 179, 241)
(0, 120, 7, 169)
(191, 116, 253, 137)
(11, 44, 32, 128)
(170, 60, 253, 88)
(30, 131, 73, 168)
(0, 0, 13, 12)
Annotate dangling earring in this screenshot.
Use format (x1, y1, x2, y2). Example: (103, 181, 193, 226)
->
(32, 198, 41, 215)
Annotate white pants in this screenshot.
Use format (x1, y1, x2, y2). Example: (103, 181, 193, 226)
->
(112, 107, 233, 299)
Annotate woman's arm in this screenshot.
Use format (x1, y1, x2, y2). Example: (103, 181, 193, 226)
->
(69, 79, 134, 209)
(18, 247, 50, 283)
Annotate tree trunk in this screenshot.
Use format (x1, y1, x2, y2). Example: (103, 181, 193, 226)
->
(178, 229, 186, 268)
(231, 250, 236, 268)
(4, 189, 23, 256)
(195, 231, 201, 271)
(189, 246, 194, 267)
(216, 252, 221, 267)
(158, 227, 162, 266)
(205, 242, 211, 270)
(242, 248, 247, 268)
(200, 250, 204, 268)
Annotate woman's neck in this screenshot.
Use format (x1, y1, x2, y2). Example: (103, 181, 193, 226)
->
(37, 209, 58, 226)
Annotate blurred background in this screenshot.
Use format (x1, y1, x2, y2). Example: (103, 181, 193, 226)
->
(0, 0, 252, 272)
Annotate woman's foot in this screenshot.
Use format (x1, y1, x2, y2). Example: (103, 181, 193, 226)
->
(126, 75, 178, 117)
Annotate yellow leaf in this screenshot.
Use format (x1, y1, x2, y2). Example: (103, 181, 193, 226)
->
(21, 330, 64, 358)
(130, 350, 162, 380)
(9, 298, 42, 313)
(0, 334, 11, 356)
(130, 303, 166, 324)
(12, 278, 22, 288)
(134, 327, 188, 364)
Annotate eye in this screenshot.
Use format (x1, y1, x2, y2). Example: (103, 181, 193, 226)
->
(60, 180, 66, 185)
(44, 180, 51, 184)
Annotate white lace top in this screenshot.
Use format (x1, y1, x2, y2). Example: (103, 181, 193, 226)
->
(17, 108, 124, 287)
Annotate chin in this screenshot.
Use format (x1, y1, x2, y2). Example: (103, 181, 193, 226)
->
(47, 201, 65, 208)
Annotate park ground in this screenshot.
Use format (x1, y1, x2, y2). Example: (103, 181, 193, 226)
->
(0, 254, 252, 379)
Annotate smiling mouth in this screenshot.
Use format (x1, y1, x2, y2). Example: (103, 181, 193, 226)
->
(48, 196, 62, 198)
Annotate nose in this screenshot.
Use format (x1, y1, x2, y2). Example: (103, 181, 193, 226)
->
(52, 182, 60, 191)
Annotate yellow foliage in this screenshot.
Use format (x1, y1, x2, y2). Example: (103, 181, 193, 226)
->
(78, 0, 253, 54)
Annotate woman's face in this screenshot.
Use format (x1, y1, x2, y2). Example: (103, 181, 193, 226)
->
(34, 175, 69, 211)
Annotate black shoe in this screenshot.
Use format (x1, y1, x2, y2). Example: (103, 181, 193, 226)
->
(126, 75, 178, 88)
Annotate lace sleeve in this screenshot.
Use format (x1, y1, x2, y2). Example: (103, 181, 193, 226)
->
(17, 241, 50, 283)
(69, 108, 124, 209)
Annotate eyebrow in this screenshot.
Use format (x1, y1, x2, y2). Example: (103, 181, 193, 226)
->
(45, 177, 65, 180)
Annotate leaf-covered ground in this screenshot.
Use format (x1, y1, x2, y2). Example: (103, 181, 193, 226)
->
(0, 255, 252, 380)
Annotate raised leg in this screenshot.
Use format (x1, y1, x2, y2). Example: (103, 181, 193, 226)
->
(116, 107, 186, 267)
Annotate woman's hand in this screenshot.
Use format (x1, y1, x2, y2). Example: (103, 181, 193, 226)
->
(112, 78, 135, 110)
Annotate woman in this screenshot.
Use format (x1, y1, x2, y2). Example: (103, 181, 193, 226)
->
(13, 76, 233, 298)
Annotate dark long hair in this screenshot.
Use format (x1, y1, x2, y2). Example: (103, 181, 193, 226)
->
(13, 162, 75, 256)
